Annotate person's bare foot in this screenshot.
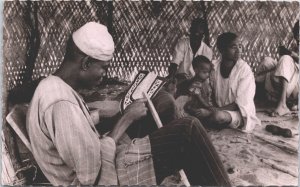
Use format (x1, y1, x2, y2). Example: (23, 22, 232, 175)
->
(194, 108, 211, 118)
(290, 104, 298, 111)
(270, 105, 291, 117)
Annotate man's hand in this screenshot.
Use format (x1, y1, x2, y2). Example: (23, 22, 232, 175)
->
(123, 98, 148, 122)
(108, 99, 148, 143)
(189, 88, 200, 96)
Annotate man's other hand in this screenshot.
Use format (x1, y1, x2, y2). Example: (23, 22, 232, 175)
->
(124, 99, 148, 122)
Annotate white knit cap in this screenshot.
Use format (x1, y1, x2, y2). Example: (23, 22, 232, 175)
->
(72, 22, 115, 61)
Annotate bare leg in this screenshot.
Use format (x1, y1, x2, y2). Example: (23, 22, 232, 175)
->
(184, 101, 213, 119)
(192, 108, 213, 119)
(206, 111, 232, 129)
(272, 77, 290, 116)
(269, 55, 297, 116)
(289, 85, 299, 111)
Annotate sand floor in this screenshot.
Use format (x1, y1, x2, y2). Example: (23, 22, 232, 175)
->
(209, 112, 298, 186)
(174, 95, 299, 186)
(83, 84, 299, 186)
(87, 98, 299, 186)
(7, 83, 297, 186)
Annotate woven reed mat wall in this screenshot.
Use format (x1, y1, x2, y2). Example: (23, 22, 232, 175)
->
(207, 1, 299, 71)
(4, 1, 110, 90)
(110, 1, 206, 81)
(4, 1, 299, 90)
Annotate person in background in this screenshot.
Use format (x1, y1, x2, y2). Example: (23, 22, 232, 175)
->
(167, 17, 213, 81)
(199, 32, 260, 133)
(26, 22, 231, 186)
(255, 20, 299, 116)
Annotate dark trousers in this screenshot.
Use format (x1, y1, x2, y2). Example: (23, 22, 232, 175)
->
(126, 88, 178, 138)
(149, 117, 231, 186)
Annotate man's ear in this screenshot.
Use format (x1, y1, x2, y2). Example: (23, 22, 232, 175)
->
(81, 56, 90, 71)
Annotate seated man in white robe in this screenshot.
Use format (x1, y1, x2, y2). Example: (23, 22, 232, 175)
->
(167, 18, 213, 81)
(255, 20, 299, 116)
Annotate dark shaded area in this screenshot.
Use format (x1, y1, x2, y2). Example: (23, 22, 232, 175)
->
(254, 81, 267, 101)
(22, 1, 40, 84)
(200, 1, 210, 46)
(126, 88, 178, 139)
(8, 77, 45, 107)
(94, 88, 178, 139)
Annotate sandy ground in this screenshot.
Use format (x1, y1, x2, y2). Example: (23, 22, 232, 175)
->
(84, 86, 299, 186)
(175, 96, 299, 186)
(6, 84, 298, 186)
(209, 114, 298, 186)
(82, 84, 298, 186)
(86, 96, 298, 186)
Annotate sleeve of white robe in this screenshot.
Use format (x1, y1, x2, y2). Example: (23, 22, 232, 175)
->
(172, 39, 185, 66)
(44, 101, 117, 185)
(235, 67, 261, 133)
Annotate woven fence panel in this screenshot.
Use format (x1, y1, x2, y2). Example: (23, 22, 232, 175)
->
(4, 1, 110, 90)
(206, 1, 299, 72)
(33, 1, 109, 80)
(109, 0, 205, 81)
(4, 1, 299, 90)
(4, 1, 30, 90)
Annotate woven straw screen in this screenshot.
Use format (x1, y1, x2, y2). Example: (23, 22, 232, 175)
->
(4, 1, 110, 90)
(207, 1, 299, 71)
(110, 1, 206, 81)
(4, 1, 299, 90)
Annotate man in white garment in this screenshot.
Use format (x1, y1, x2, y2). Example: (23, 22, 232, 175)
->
(255, 20, 299, 116)
(168, 18, 213, 80)
(26, 22, 231, 186)
(190, 32, 260, 133)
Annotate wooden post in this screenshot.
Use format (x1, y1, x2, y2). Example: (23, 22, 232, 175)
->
(200, 1, 210, 47)
(23, 1, 40, 84)
(143, 92, 191, 186)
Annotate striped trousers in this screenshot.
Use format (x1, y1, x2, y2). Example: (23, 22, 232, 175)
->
(149, 117, 231, 186)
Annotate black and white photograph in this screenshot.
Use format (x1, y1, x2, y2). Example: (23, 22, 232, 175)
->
(2, 0, 299, 186)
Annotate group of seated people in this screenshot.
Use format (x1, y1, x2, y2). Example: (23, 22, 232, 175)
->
(167, 24, 259, 133)
(166, 18, 299, 130)
(23, 18, 298, 186)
